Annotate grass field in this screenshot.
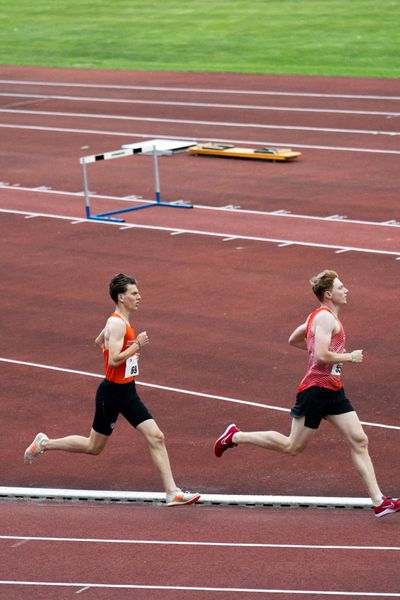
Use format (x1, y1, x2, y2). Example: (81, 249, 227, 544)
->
(0, 0, 399, 77)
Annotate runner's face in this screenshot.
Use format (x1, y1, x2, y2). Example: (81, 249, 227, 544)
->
(120, 284, 141, 311)
(329, 278, 348, 305)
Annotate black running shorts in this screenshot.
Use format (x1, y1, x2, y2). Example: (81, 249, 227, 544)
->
(290, 386, 354, 430)
(92, 379, 153, 436)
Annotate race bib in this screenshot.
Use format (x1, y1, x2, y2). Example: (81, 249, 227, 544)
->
(331, 363, 343, 376)
(125, 355, 139, 378)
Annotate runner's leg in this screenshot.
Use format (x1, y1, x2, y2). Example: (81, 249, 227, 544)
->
(42, 428, 108, 455)
(137, 419, 177, 494)
(327, 412, 383, 504)
(234, 416, 316, 455)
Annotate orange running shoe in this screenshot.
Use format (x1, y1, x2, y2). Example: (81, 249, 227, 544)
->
(166, 489, 201, 507)
(24, 433, 48, 464)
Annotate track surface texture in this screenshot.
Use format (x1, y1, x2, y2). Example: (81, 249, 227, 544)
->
(1, 65, 399, 599)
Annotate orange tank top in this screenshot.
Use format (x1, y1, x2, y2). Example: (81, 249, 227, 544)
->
(297, 307, 346, 393)
(103, 313, 137, 384)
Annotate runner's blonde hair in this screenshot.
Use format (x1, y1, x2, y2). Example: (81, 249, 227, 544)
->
(309, 269, 338, 301)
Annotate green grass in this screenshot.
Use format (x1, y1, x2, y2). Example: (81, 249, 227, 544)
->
(0, 0, 399, 77)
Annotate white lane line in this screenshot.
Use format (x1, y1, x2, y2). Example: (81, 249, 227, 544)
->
(0, 356, 289, 413)
(0, 122, 399, 155)
(1, 79, 399, 101)
(1, 535, 399, 551)
(118, 224, 135, 230)
(1, 92, 399, 119)
(0, 581, 398, 596)
(2, 207, 400, 259)
(1, 207, 400, 259)
(0, 208, 86, 223)
(2, 108, 400, 138)
(1, 357, 399, 431)
(1, 184, 400, 229)
(10, 539, 30, 548)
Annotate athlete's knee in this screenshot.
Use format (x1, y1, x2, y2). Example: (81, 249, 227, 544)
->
(280, 436, 307, 455)
(351, 431, 369, 452)
(87, 443, 104, 455)
(285, 443, 306, 456)
(86, 436, 107, 455)
(147, 427, 165, 447)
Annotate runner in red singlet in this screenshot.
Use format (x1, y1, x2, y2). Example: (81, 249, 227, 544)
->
(24, 273, 200, 507)
(214, 269, 400, 518)
(297, 306, 345, 393)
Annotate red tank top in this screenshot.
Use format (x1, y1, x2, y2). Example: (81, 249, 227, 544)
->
(103, 313, 137, 384)
(297, 307, 346, 392)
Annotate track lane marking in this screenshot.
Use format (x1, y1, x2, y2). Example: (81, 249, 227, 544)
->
(1, 357, 399, 431)
(1, 535, 399, 551)
(0, 122, 399, 155)
(1, 183, 400, 228)
(0, 580, 399, 596)
(1, 207, 400, 258)
(1, 92, 399, 118)
(1, 107, 400, 136)
(1, 79, 399, 101)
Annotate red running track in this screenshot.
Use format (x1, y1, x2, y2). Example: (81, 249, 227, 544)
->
(1, 208, 400, 498)
(1, 186, 400, 255)
(1, 66, 400, 599)
(1, 500, 400, 599)
(0, 65, 399, 222)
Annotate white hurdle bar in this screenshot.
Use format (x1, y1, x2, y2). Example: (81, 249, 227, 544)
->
(80, 140, 194, 223)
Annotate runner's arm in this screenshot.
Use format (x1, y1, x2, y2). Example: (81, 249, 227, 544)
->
(107, 319, 149, 367)
(314, 313, 363, 363)
(94, 328, 105, 348)
(108, 319, 136, 367)
(288, 322, 307, 350)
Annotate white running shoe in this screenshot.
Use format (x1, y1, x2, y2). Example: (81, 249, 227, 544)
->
(166, 489, 201, 507)
(24, 433, 48, 464)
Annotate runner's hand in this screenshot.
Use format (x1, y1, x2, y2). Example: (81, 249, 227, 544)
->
(351, 349, 363, 363)
(137, 331, 149, 347)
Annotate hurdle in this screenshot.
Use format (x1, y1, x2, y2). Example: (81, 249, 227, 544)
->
(80, 138, 197, 223)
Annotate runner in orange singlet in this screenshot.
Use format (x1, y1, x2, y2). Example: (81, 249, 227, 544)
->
(214, 269, 400, 518)
(24, 273, 200, 507)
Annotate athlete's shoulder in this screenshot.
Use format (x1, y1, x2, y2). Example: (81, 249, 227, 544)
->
(308, 306, 337, 332)
(314, 308, 338, 331)
(315, 306, 334, 318)
(107, 314, 127, 332)
(306, 307, 330, 324)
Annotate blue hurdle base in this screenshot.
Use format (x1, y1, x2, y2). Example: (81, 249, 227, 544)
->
(86, 199, 193, 223)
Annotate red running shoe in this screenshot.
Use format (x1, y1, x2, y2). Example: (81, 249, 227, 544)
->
(374, 496, 400, 518)
(214, 424, 240, 457)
